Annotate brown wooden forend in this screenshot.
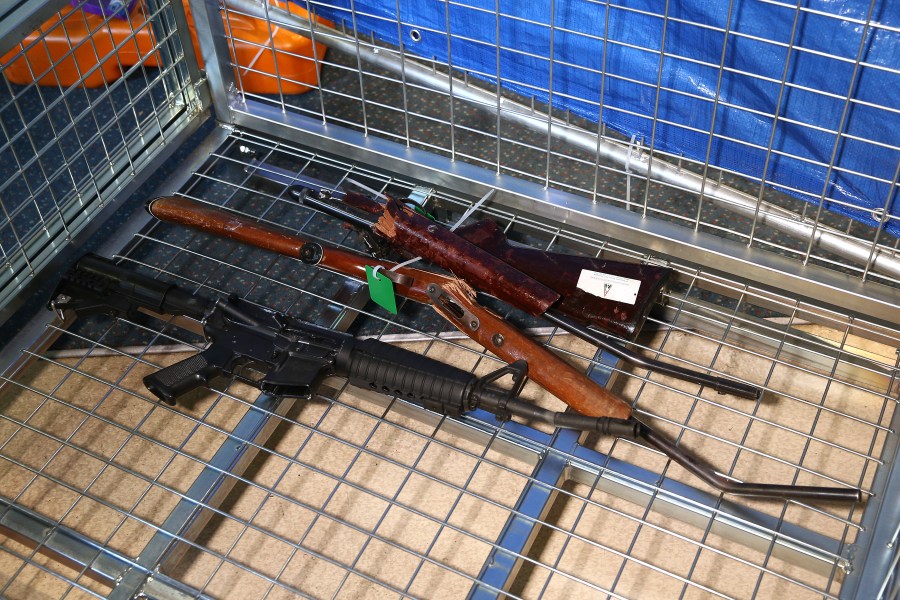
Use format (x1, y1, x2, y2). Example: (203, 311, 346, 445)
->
(148, 196, 448, 305)
(428, 280, 633, 420)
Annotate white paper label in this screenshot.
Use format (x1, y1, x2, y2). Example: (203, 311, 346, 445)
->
(576, 270, 642, 304)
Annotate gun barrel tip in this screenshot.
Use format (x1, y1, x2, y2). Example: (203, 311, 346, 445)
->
(716, 380, 763, 400)
(826, 488, 864, 503)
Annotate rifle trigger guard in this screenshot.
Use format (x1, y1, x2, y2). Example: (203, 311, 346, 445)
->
(474, 360, 528, 422)
(425, 284, 480, 331)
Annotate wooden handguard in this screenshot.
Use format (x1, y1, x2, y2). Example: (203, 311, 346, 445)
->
(147, 196, 633, 419)
(430, 280, 632, 419)
(147, 196, 451, 304)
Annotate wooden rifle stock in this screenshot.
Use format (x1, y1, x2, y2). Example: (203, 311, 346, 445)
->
(375, 198, 561, 316)
(147, 195, 437, 304)
(429, 280, 630, 418)
(147, 196, 632, 419)
(342, 190, 673, 337)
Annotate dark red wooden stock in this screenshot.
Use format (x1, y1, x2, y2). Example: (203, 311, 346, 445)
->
(375, 199, 561, 316)
(454, 219, 673, 336)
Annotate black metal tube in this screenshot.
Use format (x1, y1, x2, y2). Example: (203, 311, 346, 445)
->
(481, 390, 862, 501)
(544, 310, 762, 400)
(292, 187, 378, 229)
(637, 425, 863, 502)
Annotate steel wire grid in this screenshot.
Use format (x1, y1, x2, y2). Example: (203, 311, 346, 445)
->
(0, 0, 204, 319)
(0, 131, 898, 599)
(209, 0, 900, 288)
(0, 0, 899, 598)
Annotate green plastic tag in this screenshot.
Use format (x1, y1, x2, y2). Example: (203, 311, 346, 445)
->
(365, 266, 398, 314)
(412, 204, 437, 221)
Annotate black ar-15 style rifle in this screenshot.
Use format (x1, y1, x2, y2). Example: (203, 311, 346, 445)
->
(48, 254, 862, 502)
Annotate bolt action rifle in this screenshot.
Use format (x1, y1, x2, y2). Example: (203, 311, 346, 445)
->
(293, 184, 764, 399)
(50, 254, 861, 501)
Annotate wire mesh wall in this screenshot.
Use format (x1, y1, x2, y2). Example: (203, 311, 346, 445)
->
(0, 0, 203, 318)
(0, 0, 899, 598)
(1, 132, 898, 599)
(211, 0, 900, 288)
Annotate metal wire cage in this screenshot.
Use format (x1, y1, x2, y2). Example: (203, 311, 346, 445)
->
(0, 0, 898, 599)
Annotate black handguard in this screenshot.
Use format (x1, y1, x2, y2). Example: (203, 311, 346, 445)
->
(51, 255, 639, 436)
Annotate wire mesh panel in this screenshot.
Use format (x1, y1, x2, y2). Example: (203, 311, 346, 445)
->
(1, 132, 898, 599)
(0, 0, 204, 319)
(207, 0, 900, 290)
(0, 0, 899, 598)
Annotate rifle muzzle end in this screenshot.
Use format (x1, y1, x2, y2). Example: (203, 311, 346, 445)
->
(713, 378, 763, 400)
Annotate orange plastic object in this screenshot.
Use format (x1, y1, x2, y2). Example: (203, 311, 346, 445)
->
(1, 0, 327, 94)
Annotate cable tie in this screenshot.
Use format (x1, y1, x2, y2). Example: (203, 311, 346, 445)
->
(449, 189, 495, 231)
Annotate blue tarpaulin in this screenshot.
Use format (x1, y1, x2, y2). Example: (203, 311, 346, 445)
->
(311, 0, 900, 236)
